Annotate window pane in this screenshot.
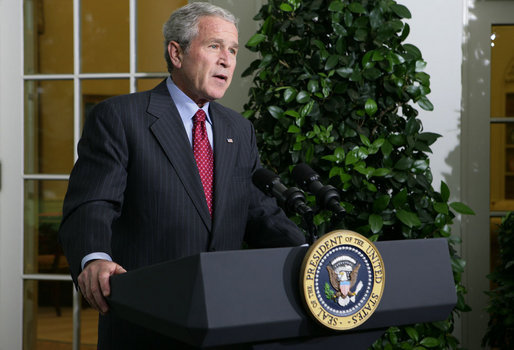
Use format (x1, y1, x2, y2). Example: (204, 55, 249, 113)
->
(24, 0, 73, 74)
(23, 280, 98, 350)
(81, 79, 130, 125)
(81, 1, 129, 73)
(80, 306, 99, 348)
(23, 280, 73, 349)
(24, 180, 68, 274)
(136, 78, 165, 92)
(24, 80, 74, 175)
(137, 0, 187, 72)
(490, 25, 514, 211)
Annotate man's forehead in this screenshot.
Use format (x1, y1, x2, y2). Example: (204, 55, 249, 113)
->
(197, 16, 238, 33)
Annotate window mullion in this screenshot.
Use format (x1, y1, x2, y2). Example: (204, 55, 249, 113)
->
(72, 1, 82, 350)
(130, 0, 137, 93)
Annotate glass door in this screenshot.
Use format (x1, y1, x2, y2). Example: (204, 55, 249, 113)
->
(21, 0, 185, 348)
(489, 24, 514, 262)
(463, 1, 514, 348)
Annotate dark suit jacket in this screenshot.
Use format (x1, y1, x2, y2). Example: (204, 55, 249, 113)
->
(59, 80, 305, 349)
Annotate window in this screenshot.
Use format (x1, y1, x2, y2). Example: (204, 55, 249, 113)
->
(22, 1, 186, 348)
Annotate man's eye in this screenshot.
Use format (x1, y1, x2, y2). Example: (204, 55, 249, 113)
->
(210, 44, 219, 49)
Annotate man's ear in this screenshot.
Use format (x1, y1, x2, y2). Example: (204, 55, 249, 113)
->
(167, 41, 183, 69)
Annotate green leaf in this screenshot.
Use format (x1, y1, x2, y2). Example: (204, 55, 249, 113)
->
(296, 91, 310, 103)
(363, 67, 382, 80)
(354, 28, 367, 41)
(403, 43, 422, 60)
(349, 2, 366, 14)
(365, 98, 378, 116)
(336, 67, 353, 78)
(381, 140, 393, 157)
(288, 125, 301, 133)
(392, 189, 407, 207)
(396, 209, 422, 227)
(345, 148, 359, 165)
(420, 337, 440, 347)
(333, 22, 348, 36)
(267, 106, 284, 119)
(405, 326, 419, 342)
(362, 51, 374, 68)
(390, 4, 412, 19)
(279, 3, 293, 12)
(300, 100, 315, 117)
(372, 168, 390, 177)
(440, 181, 450, 202)
(335, 146, 345, 162)
(328, 0, 344, 12)
(415, 60, 427, 72)
(364, 179, 377, 192)
(413, 159, 428, 172)
(372, 50, 384, 62)
(433, 202, 449, 215)
(369, 214, 383, 233)
(418, 96, 434, 111)
(359, 134, 371, 147)
(415, 72, 430, 86)
(373, 195, 390, 213)
(307, 79, 319, 93)
(325, 55, 339, 70)
(450, 202, 475, 215)
(285, 109, 300, 118)
(284, 87, 297, 103)
(242, 110, 254, 119)
(246, 33, 266, 47)
(418, 132, 441, 145)
(394, 156, 413, 170)
(328, 166, 341, 178)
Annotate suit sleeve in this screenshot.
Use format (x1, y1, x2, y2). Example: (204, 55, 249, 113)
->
(58, 100, 129, 284)
(243, 123, 306, 248)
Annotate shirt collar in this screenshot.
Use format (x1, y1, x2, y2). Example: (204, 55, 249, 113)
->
(166, 76, 211, 125)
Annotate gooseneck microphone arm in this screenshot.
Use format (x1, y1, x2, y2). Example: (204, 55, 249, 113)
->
(252, 168, 318, 244)
(292, 163, 346, 223)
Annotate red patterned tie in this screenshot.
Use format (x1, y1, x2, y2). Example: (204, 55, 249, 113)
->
(192, 109, 214, 216)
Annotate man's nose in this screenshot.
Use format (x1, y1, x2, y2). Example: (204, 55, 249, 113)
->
(219, 50, 233, 68)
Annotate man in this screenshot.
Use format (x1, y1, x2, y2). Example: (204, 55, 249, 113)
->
(59, 3, 305, 349)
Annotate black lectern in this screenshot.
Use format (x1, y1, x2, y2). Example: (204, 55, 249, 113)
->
(108, 238, 456, 349)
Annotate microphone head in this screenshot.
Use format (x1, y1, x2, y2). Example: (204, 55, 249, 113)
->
(252, 168, 279, 196)
(292, 163, 319, 188)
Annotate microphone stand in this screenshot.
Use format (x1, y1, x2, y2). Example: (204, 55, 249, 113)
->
(303, 211, 318, 245)
(282, 187, 318, 245)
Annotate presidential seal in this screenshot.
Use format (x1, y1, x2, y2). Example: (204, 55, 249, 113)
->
(300, 230, 385, 330)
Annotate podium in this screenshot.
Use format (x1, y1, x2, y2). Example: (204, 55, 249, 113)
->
(108, 238, 456, 349)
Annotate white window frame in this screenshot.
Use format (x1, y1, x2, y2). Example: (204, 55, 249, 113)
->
(462, 1, 514, 348)
(18, 1, 167, 349)
(0, 0, 24, 348)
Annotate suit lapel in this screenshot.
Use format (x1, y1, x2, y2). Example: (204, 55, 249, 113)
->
(210, 102, 237, 224)
(147, 81, 212, 230)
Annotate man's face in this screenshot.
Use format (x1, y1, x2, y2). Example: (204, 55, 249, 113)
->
(169, 16, 239, 107)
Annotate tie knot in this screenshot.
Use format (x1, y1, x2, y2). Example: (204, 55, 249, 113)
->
(194, 109, 207, 123)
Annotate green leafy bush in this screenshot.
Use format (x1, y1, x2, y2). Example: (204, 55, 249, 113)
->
(483, 212, 514, 349)
(243, 0, 473, 348)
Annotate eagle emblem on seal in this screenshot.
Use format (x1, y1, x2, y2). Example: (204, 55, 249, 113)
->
(326, 255, 363, 306)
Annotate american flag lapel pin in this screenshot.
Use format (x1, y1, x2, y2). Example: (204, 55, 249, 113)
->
(226, 138, 234, 143)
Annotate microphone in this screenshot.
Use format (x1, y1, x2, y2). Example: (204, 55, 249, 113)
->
(252, 168, 312, 217)
(292, 163, 345, 219)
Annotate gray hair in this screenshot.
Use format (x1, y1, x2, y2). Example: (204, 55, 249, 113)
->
(163, 2, 238, 74)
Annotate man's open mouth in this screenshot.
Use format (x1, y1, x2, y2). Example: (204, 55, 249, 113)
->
(214, 74, 228, 81)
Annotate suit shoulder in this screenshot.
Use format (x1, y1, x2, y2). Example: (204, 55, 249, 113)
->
(210, 102, 252, 128)
(94, 90, 151, 112)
